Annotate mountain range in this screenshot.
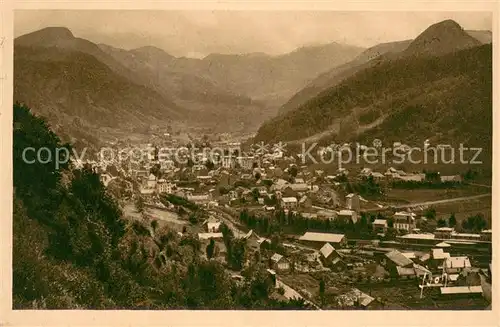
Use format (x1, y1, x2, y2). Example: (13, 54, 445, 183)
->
(14, 27, 364, 146)
(14, 20, 492, 154)
(278, 22, 490, 115)
(254, 20, 492, 160)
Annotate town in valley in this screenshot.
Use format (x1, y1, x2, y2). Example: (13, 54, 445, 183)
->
(12, 11, 493, 310)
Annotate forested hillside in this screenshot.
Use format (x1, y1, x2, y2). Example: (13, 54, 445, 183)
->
(254, 44, 492, 152)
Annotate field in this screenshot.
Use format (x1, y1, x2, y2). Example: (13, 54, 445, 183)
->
(384, 186, 489, 204)
(431, 196, 492, 224)
(123, 203, 188, 231)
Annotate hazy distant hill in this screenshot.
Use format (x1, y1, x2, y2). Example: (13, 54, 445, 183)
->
(14, 27, 266, 138)
(279, 21, 491, 116)
(145, 42, 365, 107)
(14, 46, 186, 148)
(466, 30, 492, 44)
(279, 40, 412, 115)
(98, 44, 270, 131)
(254, 20, 491, 156)
(14, 26, 364, 141)
(14, 27, 190, 147)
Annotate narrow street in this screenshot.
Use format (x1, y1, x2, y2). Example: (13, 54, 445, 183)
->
(365, 193, 491, 212)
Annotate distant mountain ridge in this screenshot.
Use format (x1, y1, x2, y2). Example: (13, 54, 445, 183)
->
(402, 19, 482, 57)
(14, 26, 365, 144)
(278, 22, 490, 116)
(254, 20, 492, 158)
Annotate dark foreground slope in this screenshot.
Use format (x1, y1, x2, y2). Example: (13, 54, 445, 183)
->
(13, 104, 313, 309)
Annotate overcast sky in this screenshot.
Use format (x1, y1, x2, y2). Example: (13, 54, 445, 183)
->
(14, 10, 492, 58)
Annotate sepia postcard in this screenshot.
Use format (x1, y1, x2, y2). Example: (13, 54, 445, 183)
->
(0, 1, 498, 326)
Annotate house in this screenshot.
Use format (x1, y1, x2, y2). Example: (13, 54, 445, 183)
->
(359, 168, 372, 177)
(298, 232, 347, 248)
(240, 230, 262, 250)
(444, 257, 472, 274)
(337, 209, 358, 224)
(288, 183, 309, 192)
(370, 172, 385, 180)
(384, 250, 414, 276)
(100, 173, 113, 187)
(429, 248, 451, 270)
(203, 217, 221, 232)
(440, 175, 463, 183)
(281, 197, 298, 210)
(147, 173, 157, 188)
(301, 212, 319, 219)
(240, 173, 253, 180)
(373, 219, 388, 233)
(257, 237, 272, 251)
(197, 232, 224, 240)
(160, 159, 175, 171)
(270, 179, 289, 192)
(298, 195, 312, 209)
(480, 229, 492, 241)
(140, 187, 155, 195)
(439, 286, 483, 298)
(221, 156, 234, 169)
(434, 227, 455, 239)
(266, 269, 277, 287)
(317, 210, 337, 221)
(319, 243, 343, 269)
(157, 181, 175, 194)
(228, 190, 238, 200)
(191, 164, 206, 173)
(345, 193, 360, 211)
(393, 211, 417, 232)
(187, 194, 211, 205)
(270, 253, 290, 272)
(334, 288, 378, 309)
(397, 174, 425, 182)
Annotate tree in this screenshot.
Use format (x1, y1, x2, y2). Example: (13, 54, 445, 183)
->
(206, 238, 215, 259)
(387, 217, 394, 228)
(437, 218, 447, 228)
(448, 213, 457, 228)
(262, 179, 273, 188)
(135, 196, 145, 214)
(150, 163, 161, 178)
(319, 279, 325, 307)
(385, 227, 397, 240)
(150, 220, 159, 234)
(219, 186, 229, 195)
(229, 239, 246, 270)
(289, 166, 298, 178)
(424, 207, 436, 220)
(255, 172, 261, 181)
(205, 160, 215, 171)
(461, 214, 488, 232)
(252, 188, 260, 202)
(424, 171, 440, 182)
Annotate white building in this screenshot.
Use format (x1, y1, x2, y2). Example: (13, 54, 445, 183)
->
(236, 156, 255, 170)
(221, 156, 234, 169)
(146, 173, 157, 189)
(393, 211, 417, 232)
(157, 180, 175, 194)
(281, 197, 298, 210)
(345, 193, 360, 211)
